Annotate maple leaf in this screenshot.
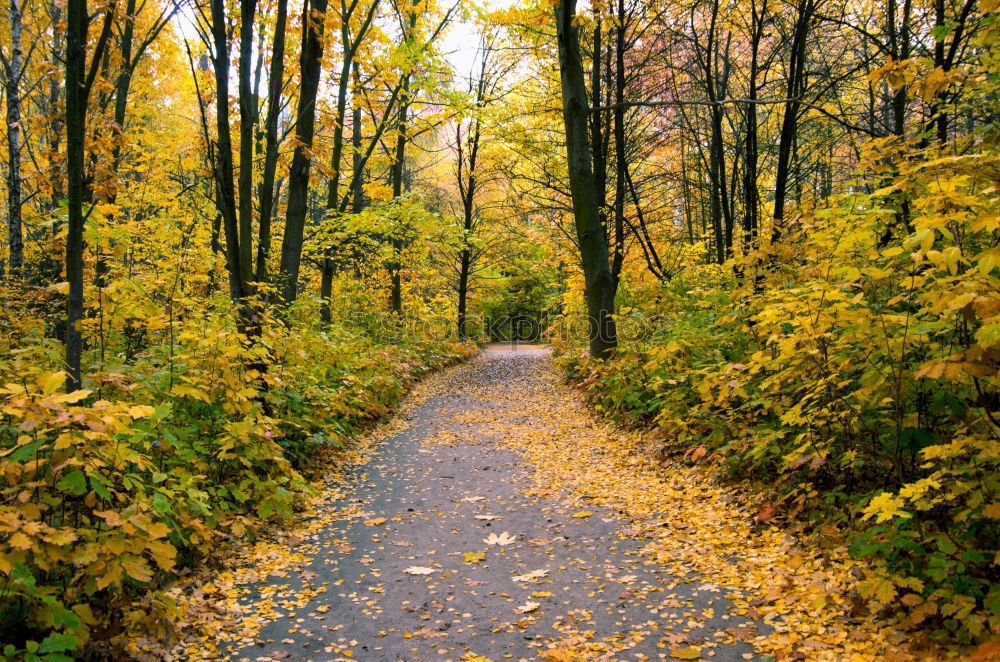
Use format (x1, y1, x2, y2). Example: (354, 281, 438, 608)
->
(540, 649, 575, 662)
(464, 551, 486, 563)
(514, 601, 540, 614)
(474, 514, 501, 521)
(404, 566, 436, 575)
(669, 646, 702, 660)
(862, 492, 911, 523)
(483, 531, 516, 546)
(363, 517, 387, 526)
(571, 511, 592, 518)
(512, 568, 548, 582)
(8, 532, 32, 550)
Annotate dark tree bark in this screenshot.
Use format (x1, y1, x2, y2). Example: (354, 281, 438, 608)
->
(236, 0, 257, 290)
(256, 0, 287, 283)
(65, 0, 86, 390)
(696, 0, 733, 263)
(742, 0, 766, 247)
(64, 0, 115, 391)
(772, 0, 816, 236)
(388, 77, 409, 315)
(555, 0, 617, 359)
(279, 0, 329, 306)
(209, 0, 251, 305)
(2, 0, 24, 278)
(588, 13, 609, 268)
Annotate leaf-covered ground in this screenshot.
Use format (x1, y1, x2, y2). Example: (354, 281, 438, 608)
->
(146, 347, 957, 661)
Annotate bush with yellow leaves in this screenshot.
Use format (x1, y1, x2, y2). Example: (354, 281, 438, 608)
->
(558, 85, 999, 647)
(0, 290, 474, 660)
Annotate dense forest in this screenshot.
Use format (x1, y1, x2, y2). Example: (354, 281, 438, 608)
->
(0, 0, 997, 657)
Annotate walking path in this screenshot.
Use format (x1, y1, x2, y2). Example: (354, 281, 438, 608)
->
(158, 347, 931, 662)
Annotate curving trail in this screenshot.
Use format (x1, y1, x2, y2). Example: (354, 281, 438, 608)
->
(164, 347, 927, 662)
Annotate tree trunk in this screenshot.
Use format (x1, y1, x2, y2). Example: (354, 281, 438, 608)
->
(65, 0, 87, 390)
(742, 0, 764, 247)
(279, 0, 329, 306)
(3, 0, 24, 278)
(210, 0, 249, 305)
(555, 0, 617, 359)
(457, 249, 471, 339)
(589, 18, 608, 256)
(237, 0, 257, 290)
(256, 0, 287, 283)
(388, 77, 411, 315)
(772, 0, 813, 236)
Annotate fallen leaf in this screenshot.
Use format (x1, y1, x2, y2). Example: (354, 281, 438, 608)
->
(484, 531, 517, 546)
(364, 517, 387, 526)
(512, 568, 548, 582)
(464, 551, 486, 563)
(404, 566, 436, 575)
(514, 600, 540, 614)
(571, 511, 593, 518)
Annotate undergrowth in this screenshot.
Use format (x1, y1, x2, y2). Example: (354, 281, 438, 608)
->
(554, 133, 1000, 647)
(0, 291, 474, 660)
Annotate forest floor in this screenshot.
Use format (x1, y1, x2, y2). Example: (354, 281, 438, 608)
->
(152, 347, 944, 662)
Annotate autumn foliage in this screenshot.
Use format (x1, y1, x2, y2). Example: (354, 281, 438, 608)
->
(557, 67, 999, 648)
(0, 291, 472, 658)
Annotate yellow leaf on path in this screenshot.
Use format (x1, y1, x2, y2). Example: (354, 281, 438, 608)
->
(484, 531, 516, 546)
(571, 511, 592, 518)
(540, 649, 575, 662)
(364, 517, 387, 526)
(404, 566, 436, 575)
(514, 600, 540, 614)
(464, 551, 486, 564)
(670, 646, 702, 660)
